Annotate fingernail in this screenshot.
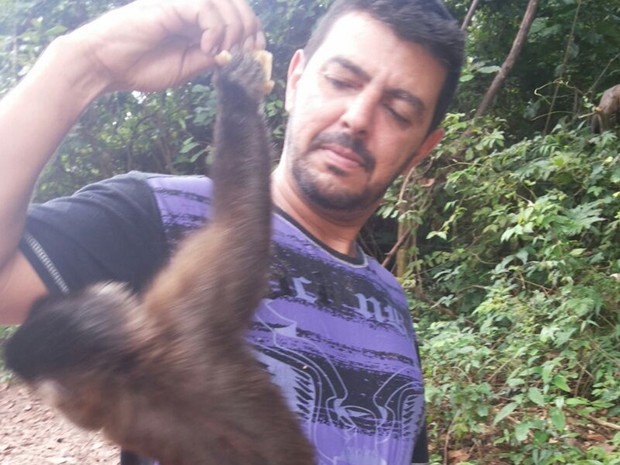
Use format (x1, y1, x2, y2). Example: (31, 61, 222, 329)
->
(243, 36, 254, 52)
(256, 31, 267, 50)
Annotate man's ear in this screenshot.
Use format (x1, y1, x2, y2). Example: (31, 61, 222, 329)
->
(285, 50, 306, 113)
(404, 128, 444, 172)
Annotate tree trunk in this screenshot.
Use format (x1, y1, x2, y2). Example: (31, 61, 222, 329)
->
(474, 0, 541, 117)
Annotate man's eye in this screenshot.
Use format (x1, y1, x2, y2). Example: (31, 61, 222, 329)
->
(385, 104, 412, 126)
(323, 73, 356, 90)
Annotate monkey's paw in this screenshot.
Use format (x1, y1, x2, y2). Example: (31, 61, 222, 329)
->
(216, 51, 274, 104)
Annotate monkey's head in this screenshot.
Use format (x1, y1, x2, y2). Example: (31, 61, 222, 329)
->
(4, 283, 139, 429)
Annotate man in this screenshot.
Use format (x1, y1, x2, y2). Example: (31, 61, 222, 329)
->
(0, 0, 464, 463)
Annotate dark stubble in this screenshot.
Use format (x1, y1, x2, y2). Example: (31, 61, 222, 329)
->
(287, 127, 412, 212)
(288, 129, 381, 211)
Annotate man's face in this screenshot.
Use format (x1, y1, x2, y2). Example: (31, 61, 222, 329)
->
(281, 12, 446, 213)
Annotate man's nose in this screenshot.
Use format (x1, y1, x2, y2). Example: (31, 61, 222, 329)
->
(340, 88, 381, 137)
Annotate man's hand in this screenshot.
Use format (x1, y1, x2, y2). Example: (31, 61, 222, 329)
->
(68, 0, 264, 93)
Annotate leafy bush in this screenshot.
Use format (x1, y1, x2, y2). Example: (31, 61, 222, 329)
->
(401, 117, 620, 464)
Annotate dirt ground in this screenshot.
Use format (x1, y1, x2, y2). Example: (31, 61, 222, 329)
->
(0, 380, 120, 464)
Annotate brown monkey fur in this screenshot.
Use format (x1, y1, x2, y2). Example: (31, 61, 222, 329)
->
(4, 54, 316, 465)
(591, 84, 620, 133)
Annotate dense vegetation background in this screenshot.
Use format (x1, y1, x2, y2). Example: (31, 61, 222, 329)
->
(0, 0, 618, 463)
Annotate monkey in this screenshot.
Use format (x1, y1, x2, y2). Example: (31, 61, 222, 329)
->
(591, 84, 620, 133)
(4, 53, 316, 465)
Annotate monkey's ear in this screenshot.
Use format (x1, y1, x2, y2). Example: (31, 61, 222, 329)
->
(4, 282, 138, 381)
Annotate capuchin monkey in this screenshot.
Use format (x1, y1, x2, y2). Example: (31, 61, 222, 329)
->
(4, 53, 316, 465)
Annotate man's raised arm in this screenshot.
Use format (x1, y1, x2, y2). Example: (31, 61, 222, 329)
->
(0, 0, 263, 324)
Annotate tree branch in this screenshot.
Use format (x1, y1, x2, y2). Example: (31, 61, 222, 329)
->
(475, 0, 541, 117)
(461, 0, 481, 31)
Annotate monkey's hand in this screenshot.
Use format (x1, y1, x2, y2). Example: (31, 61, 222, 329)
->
(215, 51, 274, 104)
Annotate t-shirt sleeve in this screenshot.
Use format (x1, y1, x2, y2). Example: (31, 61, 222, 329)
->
(19, 172, 169, 294)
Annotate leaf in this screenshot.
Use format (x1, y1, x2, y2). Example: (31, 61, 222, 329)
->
(179, 141, 200, 154)
(565, 397, 588, 406)
(553, 375, 571, 393)
(477, 403, 490, 417)
(528, 387, 545, 406)
(514, 422, 531, 442)
(569, 248, 586, 257)
(478, 65, 501, 74)
(507, 377, 525, 388)
(541, 362, 554, 384)
(515, 248, 529, 264)
(549, 407, 566, 431)
(426, 231, 447, 240)
(189, 150, 204, 163)
(494, 402, 518, 425)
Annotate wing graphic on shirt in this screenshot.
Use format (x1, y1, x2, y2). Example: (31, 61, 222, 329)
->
(253, 300, 349, 433)
(251, 300, 424, 465)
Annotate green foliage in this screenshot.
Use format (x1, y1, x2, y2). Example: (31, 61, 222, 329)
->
(421, 119, 620, 309)
(407, 116, 620, 463)
(447, 0, 620, 136)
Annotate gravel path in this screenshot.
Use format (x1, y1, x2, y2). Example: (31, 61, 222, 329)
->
(0, 381, 119, 464)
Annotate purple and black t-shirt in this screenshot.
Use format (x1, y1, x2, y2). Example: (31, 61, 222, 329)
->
(20, 172, 428, 465)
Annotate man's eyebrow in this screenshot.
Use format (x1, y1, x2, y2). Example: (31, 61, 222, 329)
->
(326, 56, 371, 81)
(325, 56, 427, 117)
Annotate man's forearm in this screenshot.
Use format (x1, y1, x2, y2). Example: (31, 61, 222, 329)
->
(0, 35, 106, 268)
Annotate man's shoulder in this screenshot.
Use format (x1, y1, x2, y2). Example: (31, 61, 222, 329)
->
(139, 172, 213, 197)
(129, 172, 214, 245)
(68, 171, 214, 247)
(90, 171, 212, 198)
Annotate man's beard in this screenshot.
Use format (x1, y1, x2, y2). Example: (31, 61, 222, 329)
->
(287, 130, 386, 212)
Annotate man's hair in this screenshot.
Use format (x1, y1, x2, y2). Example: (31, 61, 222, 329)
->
(304, 0, 465, 132)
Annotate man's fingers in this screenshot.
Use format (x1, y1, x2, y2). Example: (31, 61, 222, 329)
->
(178, 44, 219, 77)
(226, 0, 262, 49)
(254, 30, 267, 51)
(193, 0, 261, 55)
(76, 0, 266, 92)
(186, 0, 225, 55)
(212, 0, 244, 52)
